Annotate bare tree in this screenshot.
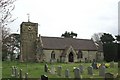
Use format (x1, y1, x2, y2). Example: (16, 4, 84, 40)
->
(0, 0, 16, 60)
(0, 0, 16, 39)
(91, 33, 103, 42)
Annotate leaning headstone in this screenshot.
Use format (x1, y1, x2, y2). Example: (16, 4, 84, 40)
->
(44, 64, 48, 72)
(11, 66, 15, 77)
(57, 66, 62, 76)
(65, 69, 69, 78)
(105, 73, 114, 80)
(19, 69, 22, 78)
(14, 67, 18, 78)
(74, 68, 81, 79)
(51, 65, 56, 74)
(79, 64, 84, 73)
(41, 75, 48, 80)
(99, 65, 106, 77)
(87, 66, 93, 75)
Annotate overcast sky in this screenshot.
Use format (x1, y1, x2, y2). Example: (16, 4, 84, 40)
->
(9, 0, 119, 39)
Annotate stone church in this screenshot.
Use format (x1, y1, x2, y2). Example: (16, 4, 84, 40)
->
(20, 22, 104, 62)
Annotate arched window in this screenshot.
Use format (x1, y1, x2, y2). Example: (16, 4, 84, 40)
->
(77, 50, 83, 59)
(51, 51, 55, 59)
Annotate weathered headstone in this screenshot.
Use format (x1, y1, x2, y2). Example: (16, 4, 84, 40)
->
(51, 65, 56, 74)
(74, 68, 81, 79)
(99, 65, 106, 77)
(11, 66, 15, 77)
(41, 75, 48, 80)
(44, 64, 48, 72)
(87, 66, 93, 75)
(65, 69, 69, 78)
(79, 64, 84, 73)
(57, 66, 62, 76)
(19, 69, 22, 78)
(105, 73, 114, 80)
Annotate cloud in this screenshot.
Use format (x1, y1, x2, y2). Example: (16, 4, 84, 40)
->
(9, 0, 119, 38)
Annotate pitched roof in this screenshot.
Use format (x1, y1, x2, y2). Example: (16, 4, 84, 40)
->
(41, 36, 98, 51)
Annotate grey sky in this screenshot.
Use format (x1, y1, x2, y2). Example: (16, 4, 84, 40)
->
(9, 0, 119, 39)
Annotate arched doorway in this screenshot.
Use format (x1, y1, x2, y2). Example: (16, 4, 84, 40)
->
(69, 52, 74, 62)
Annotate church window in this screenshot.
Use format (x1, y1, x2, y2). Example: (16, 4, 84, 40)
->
(51, 51, 55, 59)
(77, 50, 83, 59)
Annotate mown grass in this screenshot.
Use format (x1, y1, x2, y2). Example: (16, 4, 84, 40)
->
(2, 61, 118, 79)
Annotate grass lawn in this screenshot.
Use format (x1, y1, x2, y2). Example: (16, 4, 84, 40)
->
(2, 61, 118, 79)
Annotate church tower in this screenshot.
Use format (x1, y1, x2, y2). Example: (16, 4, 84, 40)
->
(20, 22, 38, 62)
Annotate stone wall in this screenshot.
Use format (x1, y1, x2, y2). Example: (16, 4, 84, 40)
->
(43, 49, 99, 62)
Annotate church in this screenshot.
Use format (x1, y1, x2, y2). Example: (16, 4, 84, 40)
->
(20, 22, 104, 62)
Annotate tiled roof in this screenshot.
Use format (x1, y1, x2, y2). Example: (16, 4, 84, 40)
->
(41, 36, 97, 51)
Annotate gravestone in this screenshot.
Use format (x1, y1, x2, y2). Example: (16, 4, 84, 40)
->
(91, 59, 98, 69)
(19, 69, 22, 78)
(99, 65, 106, 77)
(44, 64, 48, 72)
(87, 66, 93, 75)
(25, 73, 28, 79)
(105, 73, 114, 80)
(110, 61, 115, 68)
(11, 66, 15, 77)
(51, 65, 56, 74)
(41, 75, 48, 80)
(57, 66, 62, 76)
(65, 69, 69, 78)
(79, 64, 84, 73)
(74, 68, 81, 79)
(14, 67, 18, 78)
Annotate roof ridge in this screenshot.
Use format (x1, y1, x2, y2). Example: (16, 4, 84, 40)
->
(41, 36, 92, 41)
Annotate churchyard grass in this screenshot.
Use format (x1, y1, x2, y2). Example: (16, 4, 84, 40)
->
(2, 61, 118, 79)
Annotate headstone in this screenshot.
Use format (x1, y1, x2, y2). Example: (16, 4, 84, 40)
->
(74, 68, 81, 79)
(57, 66, 62, 76)
(14, 67, 18, 78)
(19, 69, 22, 78)
(105, 73, 114, 80)
(25, 73, 28, 80)
(41, 75, 48, 80)
(110, 61, 115, 68)
(51, 65, 56, 74)
(11, 66, 15, 77)
(87, 66, 93, 75)
(91, 59, 98, 69)
(79, 65, 84, 73)
(99, 65, 106, 77)
(65, 69, 69, 78)
(44, 64, 48, 72)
